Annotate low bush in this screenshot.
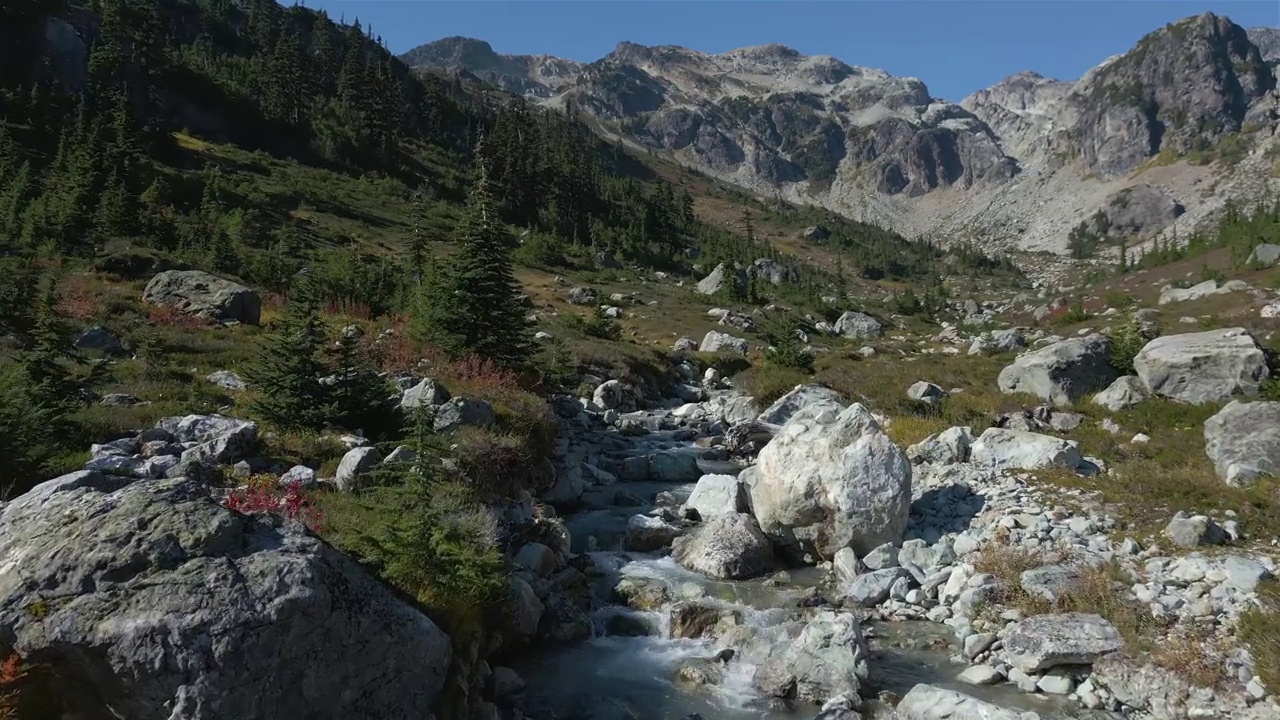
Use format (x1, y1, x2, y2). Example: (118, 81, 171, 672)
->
(0, 652, 23, 720)
(224, 475, 325, 532)
(741, 363, 811, 407)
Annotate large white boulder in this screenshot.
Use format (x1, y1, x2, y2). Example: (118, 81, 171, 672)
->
(747, 403, 911, 559)
(1134, 328, 1269, 404)
(997, 333, 1117, 406)
(1204, 400, 1280, 486)
(672, 513, 775, 580)
(684, 474, 748, 518)
(970, 428, 1084, 472)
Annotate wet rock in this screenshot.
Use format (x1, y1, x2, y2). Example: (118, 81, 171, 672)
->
(614, 576, 671, 611)
(833, 548, 863, 584)
(748, 403, 911, 558)
(1134, 328, 1268, 404)
(898, 539, 955, 585)
(672, 513, 775, 580)
(997, 333, 1117, 406)
(490, 666, 526, 699)
(843, 567, 910, 607)
(1002, 613, 1124, 673)
(515, 542, 559, 578)
(958, 665, 1003, 686)
(755, 611, 869, 704)
(813, 693, 861, 720)
(1204, 400, 1280, 486)
(668, 600, 730, 639)
(861, 543, 899, 571)
(625, 514, 682, 552)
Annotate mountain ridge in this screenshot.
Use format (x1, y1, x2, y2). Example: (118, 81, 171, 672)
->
(403, 13, 1280, 257)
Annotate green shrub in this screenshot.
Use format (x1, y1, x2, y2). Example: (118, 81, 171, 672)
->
(742, 364, 810, 406)
(1107, 320, 1155, 375)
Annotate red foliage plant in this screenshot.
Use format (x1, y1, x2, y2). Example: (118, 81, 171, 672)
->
(54, 275, 105, 322)
(223, 481, 324, 533)
(146, 305, 212, 331)
(0, 652, 25, 720)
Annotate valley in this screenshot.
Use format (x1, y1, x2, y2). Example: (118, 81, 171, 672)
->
(0, 3, 1278, 720)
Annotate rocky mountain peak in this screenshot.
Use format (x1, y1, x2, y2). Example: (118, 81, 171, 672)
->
(1248, 26, 1280, 63)
(401, 12, 1279, 255)
(1060, 12, 1274, 177)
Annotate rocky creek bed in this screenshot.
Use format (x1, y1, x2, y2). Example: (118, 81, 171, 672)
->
(2, 361, 1279, 720)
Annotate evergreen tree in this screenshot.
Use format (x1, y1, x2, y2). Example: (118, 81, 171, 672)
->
(406, 185, 430, 284)
(245, 283, 329, 429)
(412, 148, 531, 367)
(326, 326, 398, 437)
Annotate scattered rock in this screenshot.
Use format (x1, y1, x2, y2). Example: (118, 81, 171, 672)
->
(672, 513, 775, 580)
(1091, 375, 1147, 411)
(754, 611, 869, 704)
(970, 428, 1085, 472)
(1002, 613, 1123, 673)
(143, 270, 261, 324)
(896, 684, 1035, 720)
(568, 287, 599, 305)
(1134, 328, 1268, 404)
(833, 311, 882, 339)
(907, 381, 947, 405)
(699, 330, 749, 355)
(335, 446, 381, 491)
(756, 384, 844, 426)
(433, 397, 497, 433)
(997, 333, 1117, 406)
(207, 370, 246, 392)
(748, 403, 912, 559)
(1203, 400, 1280, 486)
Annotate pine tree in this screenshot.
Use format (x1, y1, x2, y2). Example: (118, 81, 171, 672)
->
(326, 328, 397, 437)
(412, 147, 531, 367)
(245, 283, 329, 429)
(406, 185, 430, 284)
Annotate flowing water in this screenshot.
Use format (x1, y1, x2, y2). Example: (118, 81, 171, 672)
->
(517, 412, 1116, 720)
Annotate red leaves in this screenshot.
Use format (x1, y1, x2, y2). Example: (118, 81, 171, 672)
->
(0, 652, 25, 720)
(223, 480, 324, 533)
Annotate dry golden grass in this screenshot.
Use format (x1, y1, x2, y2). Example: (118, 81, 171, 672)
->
(1240, 581, 1280, 692)
(974, 543, 1172, 656)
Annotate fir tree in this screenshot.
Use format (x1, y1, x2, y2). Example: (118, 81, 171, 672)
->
(326, 327, 398, 438)
(413, 147, 531, 367)
(245, 283, 329, 429)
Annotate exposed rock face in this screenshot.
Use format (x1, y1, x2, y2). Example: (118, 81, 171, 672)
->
(1078, 184, 1185, 240)
(997, 334, 1117, 406)
(142, 270, 261, 324)
(747, 403, 911, 559)
(1204, 400, 1280, 486)
(0, 472, 451, 719)
(754, 611, 869, 704)
(404, 14, 1280, 254)
(696, 263, 747, 296)
(1058, 14, 1272, 178)
(672, 512, 775, 579)
(1133, 328, 1269, 404)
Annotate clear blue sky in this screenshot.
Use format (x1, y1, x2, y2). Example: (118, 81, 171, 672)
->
(301, 1, 1278, 100)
